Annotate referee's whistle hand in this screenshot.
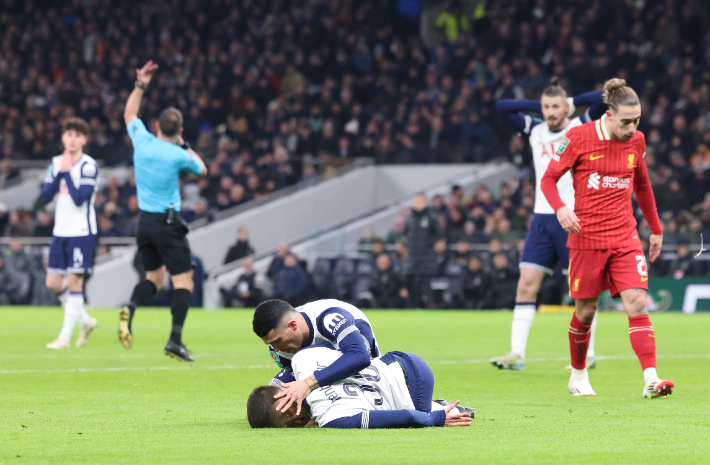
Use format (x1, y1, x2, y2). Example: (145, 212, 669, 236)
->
(556, 206, 580, 234)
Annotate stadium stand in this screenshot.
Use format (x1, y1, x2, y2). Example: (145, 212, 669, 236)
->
(0, 0, 709, 306)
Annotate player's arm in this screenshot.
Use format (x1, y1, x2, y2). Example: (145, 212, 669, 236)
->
(124, 61, 158, 125)
(322, 402, 470, 429)
(573, 91, 606, 122)
(540, 135, 580, 233)
(495, 99, 543, 134)
(39, 164, 62, 204)
(63, 163, 98, 207)
(633, 143, 664, 262)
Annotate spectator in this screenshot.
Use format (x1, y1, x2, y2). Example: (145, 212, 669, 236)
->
(370, 239, 386, 259)
(223, 227, 255, 264)
(4, 237, 35, 274)
(452, 240, 470, 267)
(181, 199, 209, 224)
(462, 256, 490, 309)
(483, 253, 519, 310)
(33, 211, 54, 237)
(433, 238, 449, 277)
(272, 254, 310, 307)
(402, 193, 443, 308)
(0, 254, 31, 305)
(30, 251, 60, 306)
(369, 253, 407, 309)
(669, 241, 702, 278)
(221, 257, 263, 308)
(267, 243, 290, 280)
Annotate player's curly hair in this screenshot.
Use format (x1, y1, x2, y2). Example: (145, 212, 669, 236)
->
(542, 76, 567, 99)
(246, 385, 280, 428)
(603, 78, 640, 111)
(61, 117, 89, 136)
(253, 299, 296, 337)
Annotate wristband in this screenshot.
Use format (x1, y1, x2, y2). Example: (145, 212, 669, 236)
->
(135, 81, 147, 90)
(180, 141, 191, 150)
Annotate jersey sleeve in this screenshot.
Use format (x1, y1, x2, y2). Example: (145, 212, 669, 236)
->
(127, 118, 151, 147)
(80, 161, 99, 187)
(495, 99, 543, 135)
(540, 131, 581, 212)
(39, 162, 61, 204)
(315, 308, 359, 347)
(269, 369, 296, 388)
(321, 410, 446, 429)
(179, 150, 203, 175)
(633, 136, 663, 235)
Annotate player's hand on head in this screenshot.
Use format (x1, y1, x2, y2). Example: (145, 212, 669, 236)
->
(648, 234, 663, 262)
(556, 206, 580, 233)
(273, 380, 312, 415)
(136, 60, 159, 86)
(444, 401, 472, 427)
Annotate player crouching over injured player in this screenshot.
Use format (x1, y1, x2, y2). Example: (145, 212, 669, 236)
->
(247, 345, 473, 428)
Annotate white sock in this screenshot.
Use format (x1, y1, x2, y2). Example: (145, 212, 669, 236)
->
(58, 298, 80, 342)
(643, 367, 659, 385)
(431, 402, 447, 411)
(587, 311, 598, 359)
(69, 293, 91, 326)
(510, 302, 536, 358)
(570, 367, 588, 382)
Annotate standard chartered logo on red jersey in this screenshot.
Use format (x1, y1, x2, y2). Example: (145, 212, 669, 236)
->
(587, 172, 630, 189)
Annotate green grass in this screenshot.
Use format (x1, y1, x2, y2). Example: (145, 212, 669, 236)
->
(1, 308, 709, 464)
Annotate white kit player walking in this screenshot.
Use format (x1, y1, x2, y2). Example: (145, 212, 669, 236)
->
(41, 118, 100, 349)
(490, 79, 606, 370)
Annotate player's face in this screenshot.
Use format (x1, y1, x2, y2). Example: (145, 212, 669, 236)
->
(261, 319, 301, 353)
(607, 105, 641, 142)
(270, 404, 312, 428)
(61, 130, 87, 153)
(540, 95, 568, 131)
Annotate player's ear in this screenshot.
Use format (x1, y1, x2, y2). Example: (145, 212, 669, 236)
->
(287, 319, 298, 331)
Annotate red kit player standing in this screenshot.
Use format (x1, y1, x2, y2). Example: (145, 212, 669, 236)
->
(541, 78, 674, 398)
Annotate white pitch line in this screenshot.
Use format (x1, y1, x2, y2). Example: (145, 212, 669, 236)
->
(1, 353, 708, 375)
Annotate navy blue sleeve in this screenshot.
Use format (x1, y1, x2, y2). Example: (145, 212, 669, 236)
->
(574, 91, 607, 122)
(270, 369, 296, 388)
(63, 173, 94, 207)
(312, 330, 370, 387)
(39, 175, 62, 205)
(322, 410, 446, 429)
(495, 99, 542, 134)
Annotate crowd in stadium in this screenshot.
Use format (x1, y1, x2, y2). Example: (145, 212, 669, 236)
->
(0, 0, 709, 305)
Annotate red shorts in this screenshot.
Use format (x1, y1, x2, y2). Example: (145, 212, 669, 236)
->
(568, 244, 648, 299)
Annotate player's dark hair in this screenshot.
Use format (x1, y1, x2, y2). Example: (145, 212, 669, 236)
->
(603, 78, 640, 111)
(246, 385, 280, 428)
(158, 107, 183, 137)
(253, 299, 295, 337)
(541, 77, 567, 99)
(61, 117, 89, 137)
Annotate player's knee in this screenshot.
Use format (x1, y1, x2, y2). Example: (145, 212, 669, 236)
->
(45, 274, 63, 293)
(624, 293, 647, 317)
(516, 278, 539, 301)
(575, 300, 597, 322)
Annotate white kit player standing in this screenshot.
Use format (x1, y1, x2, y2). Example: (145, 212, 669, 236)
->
(41, 118, 100, 350)
(490, 79, 607, 370)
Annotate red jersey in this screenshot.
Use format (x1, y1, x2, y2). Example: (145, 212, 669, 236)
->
(541, 114, 663, 250)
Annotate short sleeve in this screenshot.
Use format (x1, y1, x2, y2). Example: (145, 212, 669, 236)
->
(127, 118, 151, 147)
(316, 307, 358, 347)
(179, 149, 203, 175)
(551, 131, 580, 170)
(80, 162, 99, 186)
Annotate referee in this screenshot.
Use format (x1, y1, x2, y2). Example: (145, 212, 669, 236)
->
(119, 61, 207, 361)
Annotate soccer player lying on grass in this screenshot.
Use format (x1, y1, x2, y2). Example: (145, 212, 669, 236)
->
(247, 344, 473, 428)
(253, 299, 381, 414)
(541, 78, 673, 398)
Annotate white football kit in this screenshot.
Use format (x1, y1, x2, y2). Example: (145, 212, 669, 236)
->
(45, 153, 100, 237)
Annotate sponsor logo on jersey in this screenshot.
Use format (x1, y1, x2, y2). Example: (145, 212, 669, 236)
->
(573, 279, 580, 292)
(589, 154, 605, 160)
(552, 154, 560, 162)
(627, 153, 635, 169)
(556, 137, 570, 154)
(587, 172, 600, 190)
(323, 313, 348, 335)
(602, 176, 630, 189)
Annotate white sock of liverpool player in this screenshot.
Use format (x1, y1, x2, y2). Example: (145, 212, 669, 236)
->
(58, 293, 82, 342)
(587, 312, 598, 359)
(510, 302, 536, 358)
(169, 289, 191, 345)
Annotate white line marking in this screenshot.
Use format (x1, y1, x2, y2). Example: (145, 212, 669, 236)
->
(695, 233, 706, 258)
(1, 353, 708, 375)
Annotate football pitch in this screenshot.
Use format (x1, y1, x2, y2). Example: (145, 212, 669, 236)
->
(2, 308, 709, 464)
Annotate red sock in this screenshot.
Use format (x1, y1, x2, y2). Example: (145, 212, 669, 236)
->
(628, 315, 656, 371)
(568, 313, 592, 370)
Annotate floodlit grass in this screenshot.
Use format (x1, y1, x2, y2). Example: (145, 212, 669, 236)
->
(1, 307, 709, 464)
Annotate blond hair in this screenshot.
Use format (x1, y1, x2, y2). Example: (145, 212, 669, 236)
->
(603, 78, 640, 111)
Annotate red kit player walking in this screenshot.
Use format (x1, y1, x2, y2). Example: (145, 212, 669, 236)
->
(541, 78, 674, 398)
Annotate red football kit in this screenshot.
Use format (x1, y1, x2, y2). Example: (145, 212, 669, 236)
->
(541, 114, 663, 299)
